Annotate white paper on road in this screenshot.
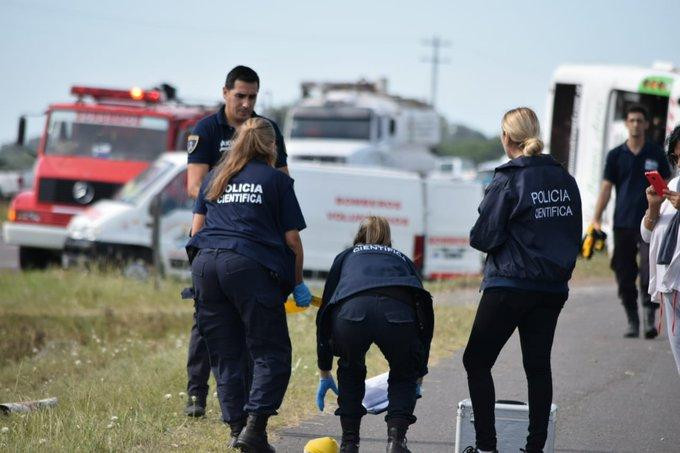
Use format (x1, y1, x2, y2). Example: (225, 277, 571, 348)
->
(362, 372, 390, 414)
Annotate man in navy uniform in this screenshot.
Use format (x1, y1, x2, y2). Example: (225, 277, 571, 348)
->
(183, 65, 288, 417)
(591, 103, 671, 338)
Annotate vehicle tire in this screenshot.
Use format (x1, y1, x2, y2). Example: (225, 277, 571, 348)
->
(123, 259, 151, 280)
(18, 247, 60, 270)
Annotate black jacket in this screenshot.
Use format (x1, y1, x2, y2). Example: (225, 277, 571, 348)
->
(316, 245, 434, 376)
(470, 155, 582, 292)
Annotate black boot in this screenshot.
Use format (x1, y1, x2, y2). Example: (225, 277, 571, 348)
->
(643, 305, 659, 339)
(386, 418, 411, 453)
(339, 417, 360, 452)
(184, 395, 206, 417)
(227, 418, 246, 449)
(623, 305, 640, 338)
(234, 414, 275, 452)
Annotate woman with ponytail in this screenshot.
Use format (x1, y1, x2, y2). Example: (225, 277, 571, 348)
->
(188, 117, 310, 452)
(315, 216, 434, 453)
(463, 108, 582, 453)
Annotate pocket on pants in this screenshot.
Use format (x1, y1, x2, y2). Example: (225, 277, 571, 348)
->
(384, 308, 415, 324)
(255, 291, 285, 308)
(337, 301, 367, 322)
(191, 254, 206, 277)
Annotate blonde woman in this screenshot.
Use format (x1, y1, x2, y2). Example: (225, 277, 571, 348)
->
(463, 108, 582, 453)
(188, 117, 310, 452)
(315, 217, 434, 453)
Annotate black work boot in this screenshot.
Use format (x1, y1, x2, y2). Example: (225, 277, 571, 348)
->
(623, 305, 640, 338)
(227, 418, 247, 449)
(184, 394, 206, 417)
(643, 305, 659, 339)
(339, 416, 361, 452)
(234, 414, 275, 452)
(386, 418, 411, 453)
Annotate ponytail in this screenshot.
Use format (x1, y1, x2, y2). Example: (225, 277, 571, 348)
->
(502, 107, 544, 157)
(205, 118, 276, 201)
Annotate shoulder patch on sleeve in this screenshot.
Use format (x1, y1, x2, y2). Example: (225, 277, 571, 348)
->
(187, 135, 199, 154)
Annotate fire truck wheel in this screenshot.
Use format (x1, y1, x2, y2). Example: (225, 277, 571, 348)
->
(18, 247, 60, 270)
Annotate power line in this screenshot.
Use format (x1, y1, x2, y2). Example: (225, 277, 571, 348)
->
(421, 35, 450, 109)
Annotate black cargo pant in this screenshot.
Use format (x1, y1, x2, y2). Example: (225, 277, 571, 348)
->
(186, 317, 211, 404)
(611, 228, 654, 320)
(192, 249, 291, 423)
(331, 293, 422, 424)
(462, 288, 566, 453)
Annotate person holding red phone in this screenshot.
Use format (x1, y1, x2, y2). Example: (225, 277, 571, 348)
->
(641, 125, 680, 374)
(591, 104, 672, 338)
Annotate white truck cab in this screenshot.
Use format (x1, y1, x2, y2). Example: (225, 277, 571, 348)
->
(284, 80, 441, 175)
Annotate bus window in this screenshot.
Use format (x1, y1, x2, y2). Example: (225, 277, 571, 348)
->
(607, 90, 669, 149)
(550, 83, 581, 174)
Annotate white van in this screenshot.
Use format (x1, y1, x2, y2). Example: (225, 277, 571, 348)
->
(545, 62, 680, 239)
(65, 153, 483, 280)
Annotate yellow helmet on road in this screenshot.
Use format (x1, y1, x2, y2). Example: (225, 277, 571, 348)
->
(304, 436, 339, 453)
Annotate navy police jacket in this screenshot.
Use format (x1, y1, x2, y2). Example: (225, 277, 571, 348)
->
(316, 245, 434, 376)
(188, 159, 306, 294)
(470, 155, 582, 293)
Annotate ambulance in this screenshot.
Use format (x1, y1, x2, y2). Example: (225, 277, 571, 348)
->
(545, 62, 680, 242)
(64, 153, 483, 280)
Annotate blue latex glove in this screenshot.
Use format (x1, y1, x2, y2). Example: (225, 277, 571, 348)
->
(293, 282, 312, 307)
(416, 383, 422, 398)
(316, 376, 339, 411)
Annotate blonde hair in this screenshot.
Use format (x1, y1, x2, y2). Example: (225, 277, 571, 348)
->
(501, 107, 544, 157)
(206, 117, 277, 201)
(353, 216, 392, 246)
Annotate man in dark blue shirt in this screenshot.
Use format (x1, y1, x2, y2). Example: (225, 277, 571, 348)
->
(186, 65, 287, 197)
(592, 104, 671, 338)
(183, 66, 288, 417)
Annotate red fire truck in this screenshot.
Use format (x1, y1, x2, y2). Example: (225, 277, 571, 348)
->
(3, 85, 214, 269)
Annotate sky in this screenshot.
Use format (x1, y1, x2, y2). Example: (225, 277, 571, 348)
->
(0, 0, 678, 143)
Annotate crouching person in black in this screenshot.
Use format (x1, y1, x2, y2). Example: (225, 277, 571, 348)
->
(463, 108, 582, 453)
(315, 216, 434, 453)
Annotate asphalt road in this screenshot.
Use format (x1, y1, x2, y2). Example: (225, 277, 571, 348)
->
(276, 283, 680, 453)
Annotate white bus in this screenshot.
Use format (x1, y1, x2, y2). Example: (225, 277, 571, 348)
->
(545, 62, 680, 240)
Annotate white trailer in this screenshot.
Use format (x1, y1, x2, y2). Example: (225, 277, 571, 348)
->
(65, 152, 483, 280)
(545, 62, 680, 241)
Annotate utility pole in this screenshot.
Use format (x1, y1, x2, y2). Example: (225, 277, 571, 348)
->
(421, 35, 450, 108)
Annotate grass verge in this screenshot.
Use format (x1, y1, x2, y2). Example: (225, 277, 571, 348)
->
(0, 269, 475, 452)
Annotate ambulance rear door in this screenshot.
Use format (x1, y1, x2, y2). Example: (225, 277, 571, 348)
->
(423, 177, 484, 279)
(291, 163, 424, 275)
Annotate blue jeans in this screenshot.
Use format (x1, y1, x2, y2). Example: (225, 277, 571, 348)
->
(192, 249, 291, 422)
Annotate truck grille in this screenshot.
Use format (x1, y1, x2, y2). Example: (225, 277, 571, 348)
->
(38, 178, 121, 206)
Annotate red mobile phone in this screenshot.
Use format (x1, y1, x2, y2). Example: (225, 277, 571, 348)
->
(645, 171, 668, 195)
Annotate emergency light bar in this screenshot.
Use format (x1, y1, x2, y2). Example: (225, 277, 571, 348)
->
(71, 86, 162, 103)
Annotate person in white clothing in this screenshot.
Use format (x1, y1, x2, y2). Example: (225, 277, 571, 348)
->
(640, 125, 680, 374)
